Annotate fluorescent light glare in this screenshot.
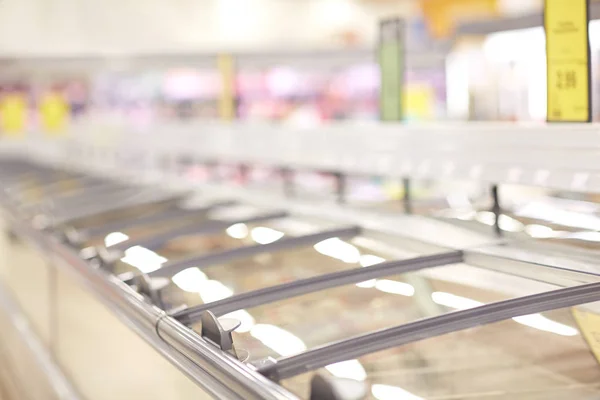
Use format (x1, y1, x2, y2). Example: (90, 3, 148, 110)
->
(375, 280, 414, 296)
(197, 280, 234, 303)
(525, 224, 554, 238)
(250, 324, 307, 356)
(222, 309, 255, 333)
(498, 214, 524, 232)
(226, 223, 248, 239)
(475, 211, 496, 226)
(432, 292, 484, 310)
(314, 238, 361, 263)
(359, 254, 386, 267)
(372, 384, 424, 400)
(569, 231, 600, 242)
(120, 246, 167, 273)
(171, 267, 208, 292)
(513, 314, 578, 336)
(356, 255, 385, 286)
(356, 279, 377, 288)
(251, 226, 284, 244)
(104, 232, 129, 247)
(325, 360, 367, 381)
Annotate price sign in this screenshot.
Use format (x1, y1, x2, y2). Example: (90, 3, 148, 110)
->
(572, 308, 600, 365)
(218, 54, 236, 121)
(379, 18, 405, 122)
(40, 92, 69, 135)
(545, 0, 591, 122)
(0, 93, 27, 137)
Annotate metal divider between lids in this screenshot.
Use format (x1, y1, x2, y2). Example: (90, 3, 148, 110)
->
(259, 280, 600, 381)
(173, 250, 463, 324)
(82, 199, 237, 238)
(150, 225, 362, 279)
(111, 210, 289, 252)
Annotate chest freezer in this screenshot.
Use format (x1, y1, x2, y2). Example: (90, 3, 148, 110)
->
(3, 159, 600, 400)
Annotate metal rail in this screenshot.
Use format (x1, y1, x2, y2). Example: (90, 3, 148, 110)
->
(2, 199, 300, 400)
(80, 200, 237, 238)
(173, 250, 463, 325)
(110, 210, 289, 252)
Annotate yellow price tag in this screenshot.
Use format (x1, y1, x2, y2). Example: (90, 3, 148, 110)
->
(40, 92, 69, 135)
(572, 308, 600, 364)
(379, 18, 405, 122)
(218, 54, 236, 121)
(545, 0, 591, 122)
(0, 94, 27, 136)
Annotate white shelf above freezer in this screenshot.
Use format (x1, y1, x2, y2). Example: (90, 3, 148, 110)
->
(6, 120, 600, 193)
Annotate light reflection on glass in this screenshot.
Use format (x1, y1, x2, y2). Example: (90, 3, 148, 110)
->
(314, 237, 360, 263)
(104, 231, 129, 247)
(222, 309, 255, 333)
(475, 211, 496, 226)
(172, 267, 208, 292)
(498, 214, 524, 232)
(250, 226, 284, 244)
(525, 224, 555, 238)
(371, 384, 424, 400)
(568, 231, 600, 242)
(356, 254, 386, 288)
(359, 254, 385, 267)
(120, 245, 167, 273)
(513, 314, 578, 336)
(226, 223, 249, 239)
(432, 291, 578, 336)
(432, 291, 483, 309)
(374, 280, 415, 297)
(250, 324, 307, 356)
(517, 200, 600, 231)
(324, 359, 367, 381)
(197, 280, 234, 303)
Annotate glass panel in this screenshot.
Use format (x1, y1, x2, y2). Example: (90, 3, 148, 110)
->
(166, 236, 414, 312)
(230, 263, 574, 364)
(80, 211, 210, 248)
(123, 219, 411, 311)
(110, 216, 328, 274)
(77, 204, 265, 247)
(282, 303, 600, 400)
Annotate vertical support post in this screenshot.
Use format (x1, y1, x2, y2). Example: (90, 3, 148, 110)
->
(402, 177, 412, 214)
(207, 161, 220, 183)
(334, 172, 346, 205)
(491, 184, 501, 236)
(379, 17, 406, 211)
(379, 18, 405, 122)
(238, 164, 249, 186)
(217, 54, 237, 121)
(281, 167, 295, 198)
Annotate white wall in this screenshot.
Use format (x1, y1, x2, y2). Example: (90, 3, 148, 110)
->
(0, 0, 416, 57)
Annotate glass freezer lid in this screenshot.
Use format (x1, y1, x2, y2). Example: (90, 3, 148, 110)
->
(59, 189, 183, 230)
(164, 232, 442, 314)
(75, 203, 272, 247)
(281, 303, 600, 400)
(228, 261, 576, 365)
(112, 218, 291, 275)
(122, 218, 422, 310)
(79, 207, 213, 248)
